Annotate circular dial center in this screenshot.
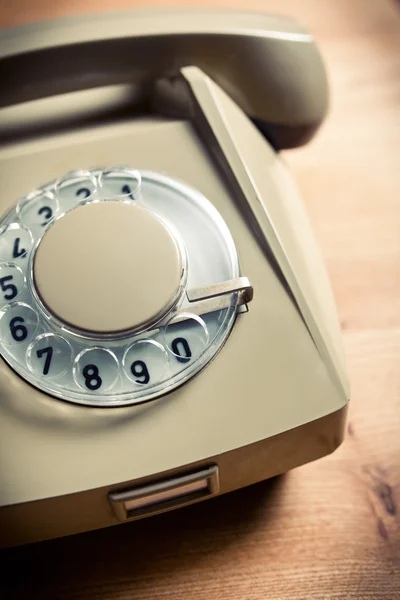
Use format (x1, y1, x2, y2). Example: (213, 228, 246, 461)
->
(33, 202, 183, 333)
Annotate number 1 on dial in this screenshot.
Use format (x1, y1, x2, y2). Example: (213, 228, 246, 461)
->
(122, 184, 135, 200)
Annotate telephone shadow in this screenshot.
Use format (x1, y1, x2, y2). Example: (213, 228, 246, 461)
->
(0, 475, 285, 599)
(0, 362, 196, 435)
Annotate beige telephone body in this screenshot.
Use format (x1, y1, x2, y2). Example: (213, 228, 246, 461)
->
(0, 10, 349, 547)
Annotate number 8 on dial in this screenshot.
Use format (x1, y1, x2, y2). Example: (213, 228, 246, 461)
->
(73, 348, 119, 392)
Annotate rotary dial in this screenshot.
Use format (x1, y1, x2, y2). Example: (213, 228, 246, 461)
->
(0, 167, 253, 406)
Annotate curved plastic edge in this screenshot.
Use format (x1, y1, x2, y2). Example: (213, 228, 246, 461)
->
(180, 65, 349, 402)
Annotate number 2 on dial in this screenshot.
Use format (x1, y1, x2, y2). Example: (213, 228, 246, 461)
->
(76, 188, 91, 199)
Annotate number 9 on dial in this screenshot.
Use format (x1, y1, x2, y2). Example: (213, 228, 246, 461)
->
(123, 339, 168, 386)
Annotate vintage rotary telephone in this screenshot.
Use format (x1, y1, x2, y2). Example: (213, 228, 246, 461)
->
(0, 10, 349, 547)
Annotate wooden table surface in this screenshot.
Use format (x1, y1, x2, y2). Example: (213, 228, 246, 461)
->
(1, 1, 399, 598)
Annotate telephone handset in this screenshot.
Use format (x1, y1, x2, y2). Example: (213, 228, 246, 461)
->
(0, 10, 349, 547)
(0, 10, 328, 148)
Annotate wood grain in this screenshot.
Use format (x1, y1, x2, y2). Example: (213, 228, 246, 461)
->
(0, 1, 399, 598)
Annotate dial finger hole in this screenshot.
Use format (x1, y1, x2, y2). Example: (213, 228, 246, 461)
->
(0, 302, 38, 346)
(98, 166, 141, 201)
(164, 313, 209, 366)
(27, 333, 72, 379)
(0, 263, 25, 305)
(73, 347, 119, 392)
(0, 224, 33, 263)
(55, 170, 98, 204)
(123, 339, 168, 386)
(17, 189, 58, 228)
